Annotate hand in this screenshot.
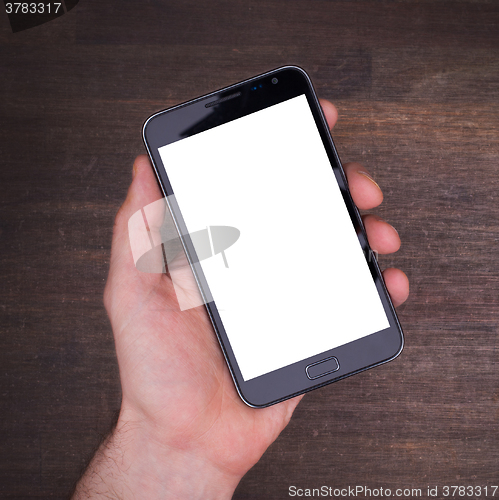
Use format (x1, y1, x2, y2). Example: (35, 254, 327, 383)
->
(72, 100, 409, 499)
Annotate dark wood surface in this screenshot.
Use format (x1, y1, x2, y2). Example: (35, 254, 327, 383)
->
(1, 1, 498, 498)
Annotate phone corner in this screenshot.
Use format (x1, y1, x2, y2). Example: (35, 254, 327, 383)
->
(388, 329, 405, 363)
(142, 113, 155, 141)
(395, 329, 405, 358)
(233, 383, 279, 409)
(237, 391, 268, 409)
(279, 64, 310, 78)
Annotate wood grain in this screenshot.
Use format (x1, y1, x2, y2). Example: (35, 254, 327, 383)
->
(0, 0, 498, 498)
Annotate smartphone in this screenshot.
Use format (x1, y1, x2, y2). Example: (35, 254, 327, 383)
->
(142, 66, 404, 408)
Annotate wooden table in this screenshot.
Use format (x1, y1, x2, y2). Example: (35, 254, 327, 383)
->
(1, 1, 498, 497)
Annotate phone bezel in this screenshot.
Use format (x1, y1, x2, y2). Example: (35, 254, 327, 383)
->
(143, 66, 404, 408)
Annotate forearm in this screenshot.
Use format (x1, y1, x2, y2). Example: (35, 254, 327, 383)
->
(72, 418, 241, 500)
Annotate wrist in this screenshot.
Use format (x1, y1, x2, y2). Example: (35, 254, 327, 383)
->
(115, 414, 242, 499)
(73, 409, 242, 499)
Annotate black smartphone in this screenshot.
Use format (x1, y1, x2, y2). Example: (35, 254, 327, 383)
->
(142, 66, 404, 408)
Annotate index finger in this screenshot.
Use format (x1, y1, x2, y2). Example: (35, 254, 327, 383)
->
(319, 99, 338, 130)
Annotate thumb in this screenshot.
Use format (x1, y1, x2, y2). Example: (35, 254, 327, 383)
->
(104, 156, 164, 311)
(112, 155, 164, 269)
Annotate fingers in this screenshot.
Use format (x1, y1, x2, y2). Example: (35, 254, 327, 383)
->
(362, 215, 400, 255)
(362, 215, 408, 306)
(319, 99, 338, 130)
(319, 103, 382, 211)
(361, 213, 406, 305)
(335, 152, 407, 305)
(319, 102, 382, 210)
(382, 268, 410, 307)
(319, 103, 383, 210)
(344, 162, 383, 210)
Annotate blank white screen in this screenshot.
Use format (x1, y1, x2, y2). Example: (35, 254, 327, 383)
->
(159, 95, 389, 381)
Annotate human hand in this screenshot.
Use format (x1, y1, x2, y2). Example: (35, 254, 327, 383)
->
(72, 100, 408, 499)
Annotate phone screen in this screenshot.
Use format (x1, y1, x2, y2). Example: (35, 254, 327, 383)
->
(157, 94, 389, 382)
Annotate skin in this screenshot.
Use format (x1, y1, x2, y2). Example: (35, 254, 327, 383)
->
(72, 100, 409, 499)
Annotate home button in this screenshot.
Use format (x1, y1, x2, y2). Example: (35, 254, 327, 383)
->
(306, 356, 340, 380)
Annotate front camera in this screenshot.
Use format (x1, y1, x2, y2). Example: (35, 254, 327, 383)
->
(272, 78, 278, 84)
